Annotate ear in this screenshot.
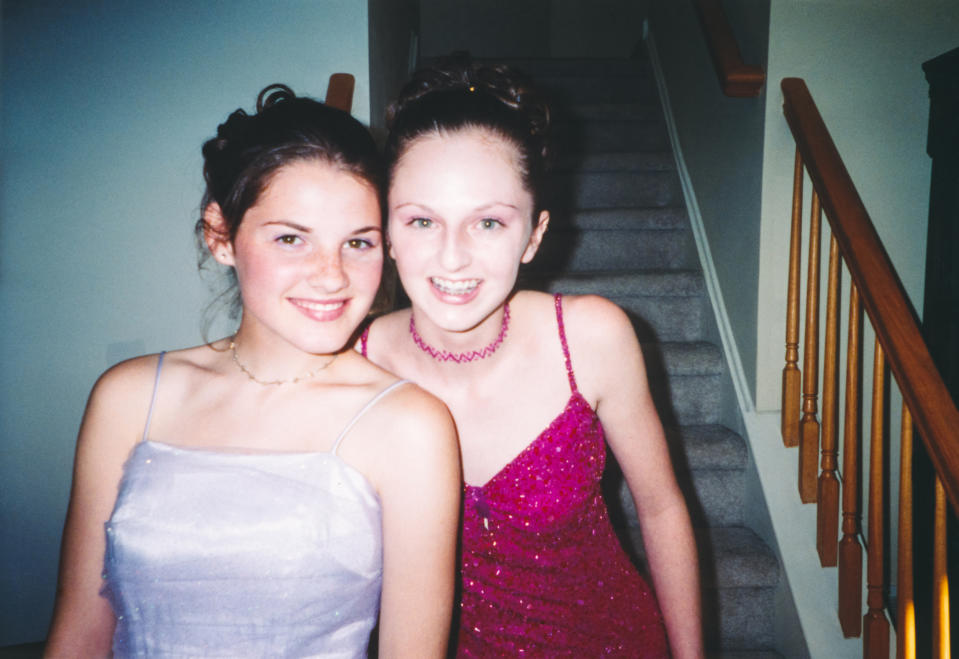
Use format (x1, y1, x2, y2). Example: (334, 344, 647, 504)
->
(520, 210, 550, 264)
(203, 203, 236, 267)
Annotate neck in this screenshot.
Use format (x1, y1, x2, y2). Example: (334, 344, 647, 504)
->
(230, 325, 338, 384)
(409, 303, 510, 366)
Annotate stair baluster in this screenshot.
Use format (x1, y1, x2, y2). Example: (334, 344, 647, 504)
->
(898, 407, 916, 659)
(799, 190, 822, 503)
(817, 235, 841, 565)
(782, 148, 803, 448)
(838, 283, 864, 637)
(863, 342, 890, 657)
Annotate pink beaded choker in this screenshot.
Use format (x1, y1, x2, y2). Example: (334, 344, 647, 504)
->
(410, 303, 510, 363)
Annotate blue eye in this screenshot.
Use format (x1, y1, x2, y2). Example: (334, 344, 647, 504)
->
(479, 218, 502, 230)
(411, 217, 433, 229)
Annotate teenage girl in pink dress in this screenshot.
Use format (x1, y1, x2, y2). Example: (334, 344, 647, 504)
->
(359, 63, 704, 656)
(46, 85, 460, 658)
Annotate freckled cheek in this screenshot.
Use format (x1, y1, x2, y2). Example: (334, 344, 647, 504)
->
(233, 251, 300, 294)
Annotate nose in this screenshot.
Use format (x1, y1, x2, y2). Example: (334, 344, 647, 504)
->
(439, 227, 471, 272)
(306, 248, 348, 292)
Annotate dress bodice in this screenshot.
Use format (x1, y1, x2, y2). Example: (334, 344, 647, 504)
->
(456, 295, 668, 657)
(104, 440, 382, 658)
(102, 359, 408, 658)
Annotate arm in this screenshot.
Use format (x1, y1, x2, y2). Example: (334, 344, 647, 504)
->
(45, 357, 155, 658)
(371, 388, 461, 659)
(566, 296, 704, 659)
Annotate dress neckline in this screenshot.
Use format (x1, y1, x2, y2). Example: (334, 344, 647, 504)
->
(134, 439, 381, 499)
(463, 391, 595, 490)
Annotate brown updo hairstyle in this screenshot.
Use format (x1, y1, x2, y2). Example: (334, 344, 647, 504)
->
(196, 84, 385, 326)
(384, 56, 552, 222)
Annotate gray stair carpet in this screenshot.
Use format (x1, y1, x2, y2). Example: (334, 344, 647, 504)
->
(481, 55, 782, 654)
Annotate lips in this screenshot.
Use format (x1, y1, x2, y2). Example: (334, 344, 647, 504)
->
(288, 297, 348, 321)
(430, 277, 480, 296)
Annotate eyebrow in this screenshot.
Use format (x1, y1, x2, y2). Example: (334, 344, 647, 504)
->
(263, 221, 382, 235)
(392, 201, 520, 213)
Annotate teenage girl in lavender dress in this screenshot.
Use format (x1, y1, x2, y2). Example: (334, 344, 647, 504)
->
(45, 85, 460, 658)
(360, 62, 704, 657)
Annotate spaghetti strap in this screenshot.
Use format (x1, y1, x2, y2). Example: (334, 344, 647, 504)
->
(554, 294, 579, 394)
(142, 351, 166, 442)
(331, 379, 411, 455)
(359, 325, 370, 358)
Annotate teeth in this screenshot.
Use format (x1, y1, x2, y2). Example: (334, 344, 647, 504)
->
(431, 277, 480, 295)
(296, 300, 344, 311)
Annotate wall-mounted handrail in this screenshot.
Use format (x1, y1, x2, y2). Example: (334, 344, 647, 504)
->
(693, 0, 765, 97)
(325, 73, 355, 112)
(781, 77, 959, 514)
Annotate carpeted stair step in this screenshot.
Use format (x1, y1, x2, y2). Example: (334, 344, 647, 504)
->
(532, 207, 698, 272)
(554, 150, 676, 173)
(551, 167, 683, 208)
(620, 524, 779, 652)
(564, 102, 665, 122)
(523, 271, 709, 343)
(554, 115, 671, 153)
(474, 57, 650, 77)
(606, 424, 747, 527)
(536, 73, 653, 105)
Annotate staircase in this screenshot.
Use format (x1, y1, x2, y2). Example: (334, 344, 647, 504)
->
(478, 55, 784, 657)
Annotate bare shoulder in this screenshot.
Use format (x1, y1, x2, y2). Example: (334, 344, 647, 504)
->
(88, 353, 164, 415)
(349, 379, 459, 495)
(560, 294, 636, 349)
(368, 381, 456, 449)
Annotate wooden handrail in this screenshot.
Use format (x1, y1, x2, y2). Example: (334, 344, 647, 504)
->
(781, 77, 959, 516)
(693, 0, 765, 97)
(325, 73, 355, 112)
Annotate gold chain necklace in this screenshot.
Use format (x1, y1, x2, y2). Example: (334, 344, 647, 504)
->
(229, 339, 337, 386)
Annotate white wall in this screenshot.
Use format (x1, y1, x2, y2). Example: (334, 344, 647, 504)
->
(0, 0, 370, 644)
(755, 0, 959, 410)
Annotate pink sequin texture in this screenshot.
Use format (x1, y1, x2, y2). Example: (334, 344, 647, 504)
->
(455, 294, 669, 657)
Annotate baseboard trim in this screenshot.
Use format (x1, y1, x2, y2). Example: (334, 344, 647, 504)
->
(642, 21, 755, 414)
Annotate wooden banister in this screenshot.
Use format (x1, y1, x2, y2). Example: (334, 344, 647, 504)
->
(693, 0, 765, 97)
(325, 73, 355, 112)
(781, 77, 959, 514)
(780, 76, 959, 655)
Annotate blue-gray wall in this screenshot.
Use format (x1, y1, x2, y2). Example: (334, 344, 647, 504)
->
(0, 0, 371, 644)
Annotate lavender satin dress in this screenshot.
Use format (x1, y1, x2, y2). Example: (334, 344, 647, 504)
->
(102, 353, 407, 657)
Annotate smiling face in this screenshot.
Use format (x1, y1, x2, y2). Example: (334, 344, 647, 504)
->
(208, 159, 383, 355)
(388, 128, 548, 335)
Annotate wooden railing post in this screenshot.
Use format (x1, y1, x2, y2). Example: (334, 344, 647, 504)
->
(799, 191, 822, 503)
(817, 235, 841, 565)
(933, 477, 951, 658)
(324, 73, 355, 112)
(898, 406, 916, 659)
(863, 340, 890, 658)
(839, 282, 863, 637)
(782, 147, 803, 448)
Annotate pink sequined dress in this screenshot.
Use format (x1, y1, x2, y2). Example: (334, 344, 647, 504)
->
(456, 293, 669, 657)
